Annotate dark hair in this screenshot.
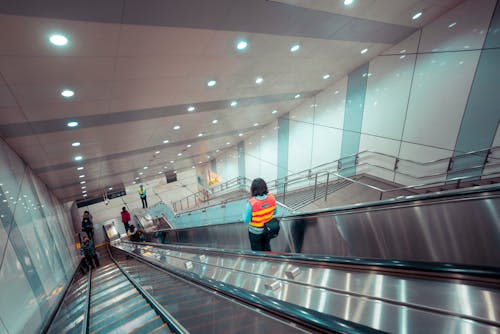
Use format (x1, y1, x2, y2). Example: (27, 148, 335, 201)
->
(122, 207, 126, 211)
(84, 210, 89, 214)
(251, 178, 268, 197)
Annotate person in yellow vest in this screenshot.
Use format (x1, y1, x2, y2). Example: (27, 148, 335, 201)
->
(138, 184, 148, 208)
(243, 178, 276, 251)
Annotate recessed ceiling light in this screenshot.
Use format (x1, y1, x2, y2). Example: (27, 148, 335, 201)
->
(135, 177, 140, 180)
(212, 119, 218, 124)
(230, 101, 237, 107)
(290, 44, 300, 52)
(187, 106, 196, 112)
(448, 22, 457, 28)
(49, 34, 68, 46)
(67, 121, 79, 128)
(143, 166, 148, 169)
(253, 123, 259, 126)
(294, 94, 301, 99)
(207, 155, 210, 159)
(173, 125, 181, 130)
(216, 149, 220, 152)
(158, 172, 162, 174)
(163, 139, 169, 144)
(412, 11, 423, 20)
(139, 172, 143, 175)
(199, 161, 202, 164)
(74, 155, 83, 161)
(236, 39, 248, 51)
(255, 76, 263, 84)
(79, 175, 85, 178)
(207, 80, 217, 87)
(71, 142, 80, 147)
(80, 181, 86, 184)
(83, 194, 87, 197)
(198, 133, 203, 137)
(77, 166, 84, 171)
(108, 187, 113, 190)
(187, 144, 192, 148)
(81, 186, 86, 189)
(61, 89, 75, 98)
(238, 133, 243, 137)
(361, 48, 368, 54)
(170, 160, 174, 163)
(400, 55, 406, 59)
(82, 190, 87, 194)
(133, 181, 137, 184)
(177, 153, 182, 156)
(226, 142, 230, 145)
(155, 151, 160, 154)
(323, 74, 330, 80)
(344, 0, 354, 5)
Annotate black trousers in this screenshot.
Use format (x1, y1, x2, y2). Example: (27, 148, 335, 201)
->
(123, 222, 130, 233)
(141, 196, 148, 208)
(84, 229, 94, 240)
(248, 231, 271, 251)
(85, 254, 100, 268)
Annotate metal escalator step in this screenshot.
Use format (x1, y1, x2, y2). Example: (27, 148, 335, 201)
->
(93, 308, 157, 334)
(90, 298, 147, 328)
(91, 271, 126, 288)
(91, 302, 152, 333)
(48, 313, 84, 334)
(148, 323, 171, 334)
(91, 280, 131, 303)
(128, 315, 164, 334)
(88, 291, 139, 316)
(90, 289, 138, 314)
(91, 270, 122, 285)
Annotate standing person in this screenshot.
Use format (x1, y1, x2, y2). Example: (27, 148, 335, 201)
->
(120, 207, 131, 233)
(82, 217, 94, 240)
(80, 235, 99, 268)
(242, 178, 276, 251)
(138, 185, 148, 208)
(82, 210, 93, 222)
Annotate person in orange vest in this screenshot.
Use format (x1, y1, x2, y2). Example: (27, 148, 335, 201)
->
(242, 178, 276, 251)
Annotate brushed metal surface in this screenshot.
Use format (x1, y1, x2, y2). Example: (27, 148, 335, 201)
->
(151, 191, 500, 267)
(113, 241, 500, 333)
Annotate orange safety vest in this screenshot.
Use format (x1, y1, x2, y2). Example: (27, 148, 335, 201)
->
(249, 193, 276, 228)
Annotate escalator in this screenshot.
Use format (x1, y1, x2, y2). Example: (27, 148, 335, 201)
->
(112, 240, 500, 333)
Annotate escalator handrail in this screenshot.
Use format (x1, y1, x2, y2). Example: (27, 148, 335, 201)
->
(113, 245, 384, 334)
(81, 268, 92, 334)
(106, 246, 189, 334)
(121, 239, 500, 279)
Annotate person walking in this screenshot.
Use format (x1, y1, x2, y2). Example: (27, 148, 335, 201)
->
(120, 207, 131, 233)
(81, 217, 94, 240)
(242, 178, 277, 251)
(138, 185, 148, 208)
(80, 235, 100, 268)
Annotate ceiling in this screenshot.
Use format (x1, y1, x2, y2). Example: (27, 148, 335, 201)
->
(0, 0, 463, 202)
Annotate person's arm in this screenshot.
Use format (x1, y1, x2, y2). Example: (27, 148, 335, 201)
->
(242, 202, 252, 224)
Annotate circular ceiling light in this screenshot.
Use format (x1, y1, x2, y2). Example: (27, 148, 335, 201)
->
(77, 166, 84, 170)
(71, 142, 80, 147)
(230, 101, 238, 107)
(344, 0, 354, 5)
(49, 34, 68, 46)
(207, 80, 217, 87)
(272, 109, 278, 114)
(163, 139, 169, 144)
(255, 76, 263, 84)
(253, 123, 259, 126)
(294, 94, 301, 99)
(67, 121, 79, 128)
(323, 74, 330, 80)
(412, 11, 423, 20)
(238, 133, 243, 137)
(290, 44, 300, 52)
(155, 151, 160, 154)
(74, 155, 83, 161)
(198, 133, 203, 137)
(187, 106, 195, 112)
(236, 39, 248, 51)
(361, 48, 368, 54)
(79, 174, 85, 178)
(173, 125, 181, 130)
(212, 119, 218, 124)
(177, 153, 182, 156)
(61, 89, 75, 98)
(187, 144, 192, 148)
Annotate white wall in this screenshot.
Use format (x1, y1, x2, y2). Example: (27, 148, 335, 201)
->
(0, 137, 79, 334)
(212, 0, 498, 189)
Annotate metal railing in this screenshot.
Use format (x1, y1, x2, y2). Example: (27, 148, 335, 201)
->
(167, 146, 500, 214)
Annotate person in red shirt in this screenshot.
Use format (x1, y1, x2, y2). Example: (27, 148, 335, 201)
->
(121, 207, 131, 233)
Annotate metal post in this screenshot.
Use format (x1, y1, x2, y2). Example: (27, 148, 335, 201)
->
(394, 158, 399, 170)
(313, 173, 318, 200)
(324, 172, 330, 201)
(447, 157, 453, 171)
(283, 182, 287, 204)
